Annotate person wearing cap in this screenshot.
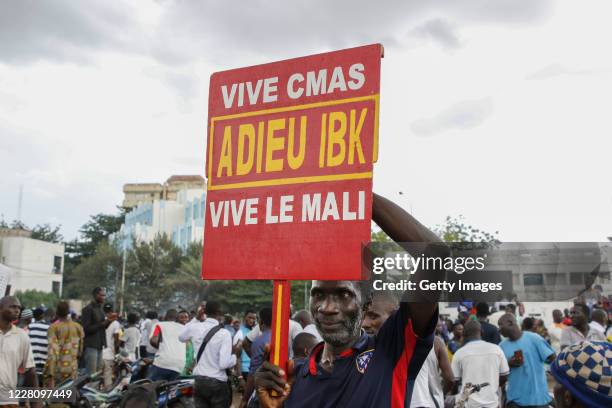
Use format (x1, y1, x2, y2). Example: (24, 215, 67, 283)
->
(18, 308, 33, 329)
(551, 340, 612, 407)
(475, 302, 501, 345)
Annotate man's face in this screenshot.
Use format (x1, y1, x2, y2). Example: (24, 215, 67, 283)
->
(553, 310, 563, 323)
(570, 306, 587, 327)
(498, 315, 517, 338)
(244, 312, 256, 328)
(95, 289, 106, 304)
(310, 280, 362, 347)
(177, 312, 189, 325)
(361, 299, 396, 335)
(0, 297, 22, 322)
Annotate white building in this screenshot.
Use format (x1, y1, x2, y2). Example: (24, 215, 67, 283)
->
(0, 228, 64, 295)
(112, 188, 206, 250)
(172, 189, 206, 250)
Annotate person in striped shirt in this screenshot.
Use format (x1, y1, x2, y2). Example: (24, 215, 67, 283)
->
(28, 307, 53, 380)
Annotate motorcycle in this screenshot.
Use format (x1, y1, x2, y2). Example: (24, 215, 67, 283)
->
(119, 377, 194, 408)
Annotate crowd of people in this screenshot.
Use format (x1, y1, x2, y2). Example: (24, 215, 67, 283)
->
(1, 285, 611, 407)
(1, 193, 611, 407)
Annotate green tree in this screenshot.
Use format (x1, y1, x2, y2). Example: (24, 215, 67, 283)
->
(123, 234, 183, 311)
(63, 208, 126, 295)
(162, 241, 212, 310)
(63, 240, 123, 300)
(72, 209, 127, 260)
(15, 289, 59, 309)
(434, 215, 500, 243)
(9, 219, 27, 229)
(371, 229, 392, 242)
(31, 223, 64, 243)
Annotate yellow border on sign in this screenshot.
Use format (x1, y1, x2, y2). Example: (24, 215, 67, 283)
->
(207, 94, 379, 190)
(208, 172, 372, 191)
(273, 283, 283, 366)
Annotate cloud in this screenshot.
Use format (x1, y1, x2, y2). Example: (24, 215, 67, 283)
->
(411, 19, 461, 50)
(149, 0, 553, 65)
(525, 63, 603, 80)
(0, 0, 141, 65)
(410, 97, 493, 137)
(141, 65, 201, 106)
(0, 0, 554, 67)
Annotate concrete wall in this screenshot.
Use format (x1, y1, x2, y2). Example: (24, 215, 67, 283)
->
(0, 236, 64, 294)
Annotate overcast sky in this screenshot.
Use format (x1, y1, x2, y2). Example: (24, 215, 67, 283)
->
(1, 0, 610, 242)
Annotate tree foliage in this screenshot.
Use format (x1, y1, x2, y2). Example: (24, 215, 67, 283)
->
(63, 240, 123, 300)
(15, 289, 59, 309)
(70, 209, 127, 260)
(124, 234, 183, 311)
(0, 218, 63, 243)
(434, 215, 500, 243)
(31, 223, 64, 243)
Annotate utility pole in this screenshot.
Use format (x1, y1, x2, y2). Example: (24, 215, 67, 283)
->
(17, 185, 23, 224)
(119, 242, 127, 317)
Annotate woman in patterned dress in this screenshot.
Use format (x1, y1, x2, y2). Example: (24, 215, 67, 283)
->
(44, 301, 84, 387)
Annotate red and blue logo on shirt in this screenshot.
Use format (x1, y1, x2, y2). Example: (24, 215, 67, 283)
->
(356, 349, 374, 374)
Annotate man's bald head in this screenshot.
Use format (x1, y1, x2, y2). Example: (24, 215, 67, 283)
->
(591, 309, 607, 326)
(294, 310, 313, 328)
(463, 320, 482, 340)
(498, 313, 520, 340)
(292, 332, 318, 359)
(361, 293, 398, 335)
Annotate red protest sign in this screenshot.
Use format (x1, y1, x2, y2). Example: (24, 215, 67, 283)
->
(203, 44, 382, 280)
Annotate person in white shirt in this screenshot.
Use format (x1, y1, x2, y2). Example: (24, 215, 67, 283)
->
(451, 320, 509, 408)
(245, 318, 303, 358)
(148, 309, 186, 382)
(139, 310, 158, 358)
(121, 312, 141, 361)
(0, 296, 40, 407)
(102, 304, 121, 390)
(588, 308, 608, 342)
(179, 301, 236, 408)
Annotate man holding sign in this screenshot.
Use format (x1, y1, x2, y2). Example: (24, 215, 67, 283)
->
(203, 44, 440, 407)
(253, 193, 441, 408)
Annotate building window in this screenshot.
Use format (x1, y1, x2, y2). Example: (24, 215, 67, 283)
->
(523, 274, 543, 286)
(52, 281, 61, 297)
(53, 256, 62, 274)
(570, 272, 585, 285)
(545, 273, 564, 286)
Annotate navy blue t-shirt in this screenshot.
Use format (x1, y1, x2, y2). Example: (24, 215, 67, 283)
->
(285, 303, 436, 408)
